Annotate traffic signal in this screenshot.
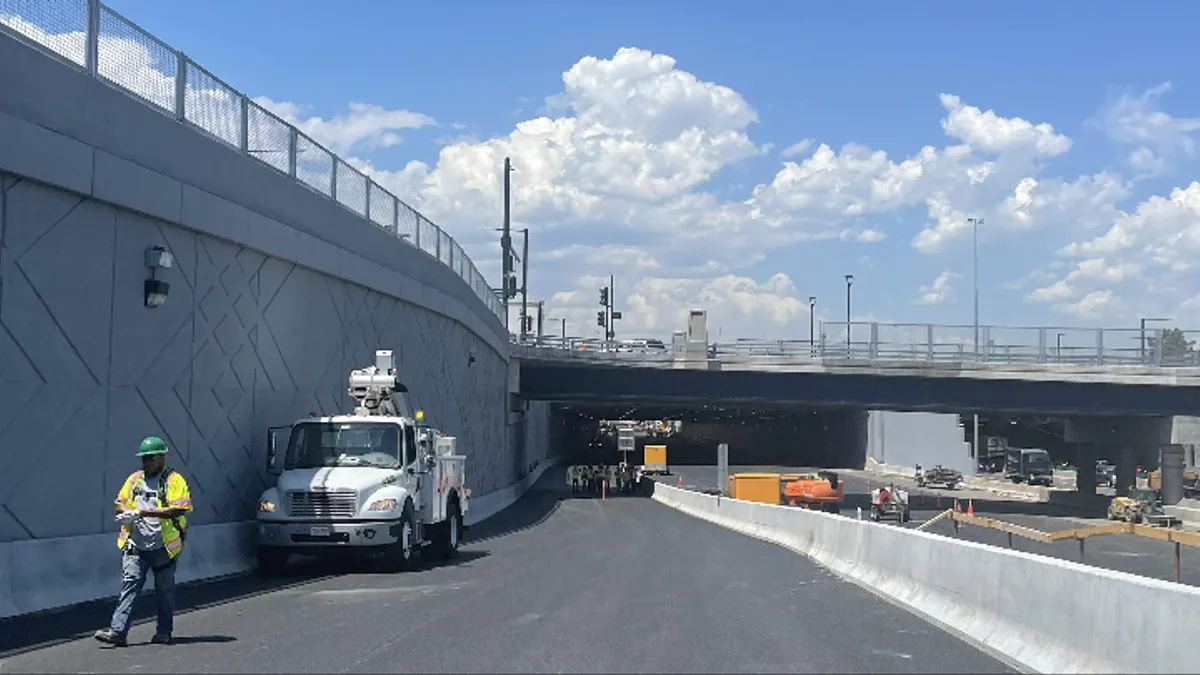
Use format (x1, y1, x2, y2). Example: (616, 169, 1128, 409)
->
(596, 311, 606, 327)
(600, 288, 610, 307)
(522, 315, 533, 333)
(506, 275, 518, 298)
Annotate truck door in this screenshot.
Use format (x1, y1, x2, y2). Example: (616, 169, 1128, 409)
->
(266, 425, 291, 476)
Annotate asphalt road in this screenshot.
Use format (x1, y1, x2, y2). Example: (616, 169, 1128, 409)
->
(0, 473, 1011, 674)
(659, 465, 1200, 587)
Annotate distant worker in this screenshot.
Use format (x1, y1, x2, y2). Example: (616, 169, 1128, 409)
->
(94, 437, 193, 647)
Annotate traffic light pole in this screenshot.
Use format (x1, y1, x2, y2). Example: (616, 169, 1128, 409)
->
(520, 228, 529, 341)
(608, 274, 615, 343)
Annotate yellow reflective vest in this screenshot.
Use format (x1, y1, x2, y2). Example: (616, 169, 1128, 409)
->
(115, 469, 194, 559)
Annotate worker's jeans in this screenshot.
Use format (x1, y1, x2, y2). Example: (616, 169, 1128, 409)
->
(109, 546, 177, 637)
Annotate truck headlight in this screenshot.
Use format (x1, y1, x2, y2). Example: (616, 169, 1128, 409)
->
(258, 500, 276, 513)
(368, 498, 398, 512)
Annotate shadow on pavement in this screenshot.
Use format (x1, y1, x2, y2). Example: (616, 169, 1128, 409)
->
(0, 469, 599, 658)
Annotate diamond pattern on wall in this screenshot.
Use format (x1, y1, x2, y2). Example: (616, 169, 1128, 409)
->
(0, 171, 554, 543)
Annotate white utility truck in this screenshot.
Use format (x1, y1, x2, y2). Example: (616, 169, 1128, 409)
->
(255, 350, 468, 575)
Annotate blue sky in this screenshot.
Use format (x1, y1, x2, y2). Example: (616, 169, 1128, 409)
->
(11, 1, 1200, 344)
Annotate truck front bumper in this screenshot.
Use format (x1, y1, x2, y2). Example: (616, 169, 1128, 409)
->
(257, 519, 403, 548)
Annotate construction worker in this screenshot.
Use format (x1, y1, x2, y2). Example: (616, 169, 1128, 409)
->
(94, 437, 193, 647)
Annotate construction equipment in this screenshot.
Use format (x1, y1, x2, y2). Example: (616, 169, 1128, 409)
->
(726, 473, 782, 505)
(255, 350, 468, 576)
(1107, 487, 1179, 527)
(915, 464, 962, 490)
(781, 471, 844, 513)
(869, 484, 910, 523)
(643, 444, 669, 475)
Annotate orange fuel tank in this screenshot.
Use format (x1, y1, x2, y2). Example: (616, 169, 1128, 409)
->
(781, 471, 844, 513)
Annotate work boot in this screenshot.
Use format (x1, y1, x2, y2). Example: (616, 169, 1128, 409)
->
(150, 633, 173, 645)
(93, 629, 127, 646)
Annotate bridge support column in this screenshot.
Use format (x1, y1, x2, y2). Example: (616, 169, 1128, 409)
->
(1064, 416, 1173, 497)
(1074, 442, 1097, 495)
(1161, 444, 1186, 505)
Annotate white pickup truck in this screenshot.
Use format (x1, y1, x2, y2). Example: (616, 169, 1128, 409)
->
(255, 350, 468, 575)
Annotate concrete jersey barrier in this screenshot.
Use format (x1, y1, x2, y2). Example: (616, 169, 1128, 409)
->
(0, 457, 562, 620)
(649, 480, 1200, 674)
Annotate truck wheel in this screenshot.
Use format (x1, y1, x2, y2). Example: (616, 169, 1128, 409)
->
(385, 502, 418, 571)
(257, 547, 289, 577)
(435, 500, 463, 559)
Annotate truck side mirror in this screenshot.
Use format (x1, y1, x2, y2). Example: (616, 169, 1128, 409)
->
(266, 426, 289, 476)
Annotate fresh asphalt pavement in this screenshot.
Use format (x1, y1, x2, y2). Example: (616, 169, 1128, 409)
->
(0, 472, 1012, 674)
(660, 465, 1200, 587)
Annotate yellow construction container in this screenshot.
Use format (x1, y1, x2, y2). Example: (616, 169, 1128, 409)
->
(726, 473, 782, 505)
(643, 445, 668, 474)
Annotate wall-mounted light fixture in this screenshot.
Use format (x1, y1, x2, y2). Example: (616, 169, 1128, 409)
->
(144, 245, 173, 308)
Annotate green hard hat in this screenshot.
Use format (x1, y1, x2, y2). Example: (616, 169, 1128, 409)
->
(137, 436, 169, 456)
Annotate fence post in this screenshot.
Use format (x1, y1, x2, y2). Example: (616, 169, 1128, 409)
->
(85, 0, 101, 77)
(926, 324, 934, 360)
(364, 178, 372, 221)
(330, 159, 338, 201)
(1096, 328, 1104, 365)
(391, 196, 400, 236)
(174, 53, 187, 121)
(287, 128, 298, 178)
(238, 95, 249, 152)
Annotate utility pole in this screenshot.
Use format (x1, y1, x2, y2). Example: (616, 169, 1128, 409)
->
(520, 228, 529, 341)
(501, 157, 513, 329)
(536, 300, 544, 340)
(844, 275, 854, 352)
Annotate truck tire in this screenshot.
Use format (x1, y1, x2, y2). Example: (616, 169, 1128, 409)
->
(257, 547, 289, 577)
(384, 501, 418, 571)
(434, 499, 463, 559)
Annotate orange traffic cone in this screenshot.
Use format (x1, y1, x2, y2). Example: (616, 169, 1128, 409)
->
(677, 475, 682, 488)
(954, 498, 961, 512)
(967, 499, 974, 516)
(936, 495, 942, 509)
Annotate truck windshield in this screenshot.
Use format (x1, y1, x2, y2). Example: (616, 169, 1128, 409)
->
(1027, 453, 1050, 468)
(284, 422, 402, 470)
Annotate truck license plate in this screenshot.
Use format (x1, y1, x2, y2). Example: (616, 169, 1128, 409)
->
(310, 526, 331, 537)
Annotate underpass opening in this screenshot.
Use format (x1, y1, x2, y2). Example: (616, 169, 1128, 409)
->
(555, 403, 867, 470)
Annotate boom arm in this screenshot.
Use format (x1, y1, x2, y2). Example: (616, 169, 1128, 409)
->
(347, 350, 411, 418)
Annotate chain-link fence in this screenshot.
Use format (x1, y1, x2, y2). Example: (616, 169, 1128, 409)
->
(0, 0, 505, 322)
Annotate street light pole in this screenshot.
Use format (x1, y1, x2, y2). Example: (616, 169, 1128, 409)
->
(844, 275, 854, 353)
(968, 216, 984, 355)
(501, 157, 512, 329)
(808, 295, 816, 357)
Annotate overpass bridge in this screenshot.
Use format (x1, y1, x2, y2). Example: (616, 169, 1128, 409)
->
(0, 4, 1196, 673)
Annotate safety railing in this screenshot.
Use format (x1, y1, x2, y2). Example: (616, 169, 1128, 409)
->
(0, 0, 505, 322)
(512, 321, 1200, 368)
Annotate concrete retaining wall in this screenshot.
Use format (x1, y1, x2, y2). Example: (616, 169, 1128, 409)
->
(649, 481, 1200, 674)
(0, 456, 561, 620)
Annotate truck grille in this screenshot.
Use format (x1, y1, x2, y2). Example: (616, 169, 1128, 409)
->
(288, 490, 357, 518)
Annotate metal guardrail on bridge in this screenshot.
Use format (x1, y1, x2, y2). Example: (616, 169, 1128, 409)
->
(512, 321, 1200, 368)
(0, 0, 505, 322)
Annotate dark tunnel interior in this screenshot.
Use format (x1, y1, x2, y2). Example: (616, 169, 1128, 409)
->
(549, 403, 869, 470)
